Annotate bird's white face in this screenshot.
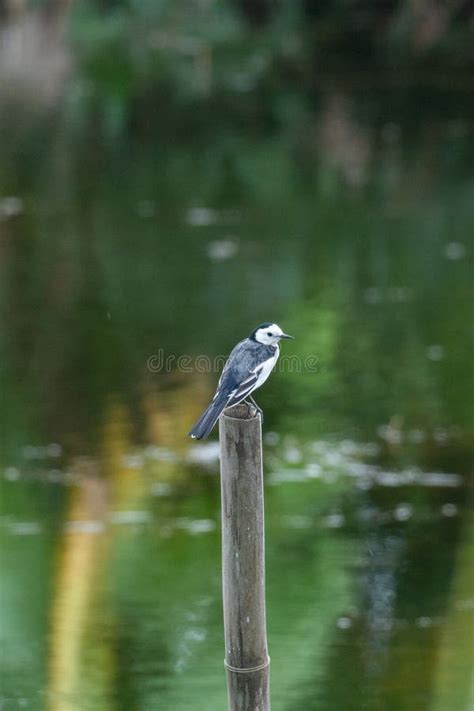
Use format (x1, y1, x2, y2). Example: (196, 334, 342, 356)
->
(254, 323, 286, 346)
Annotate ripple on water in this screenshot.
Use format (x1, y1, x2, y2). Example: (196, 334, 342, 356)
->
(441, 503, 458, 517)
(393, 503, 413, 522)
(323, 513, 345, 529)
(150, 482, 174, 497)
(187, 442, 220, 466)
(283, 514, 313, 529)
(174, 518, 216, 535)
(337, 616, 353, 630)
(109, 510, 152, 525)
(6, 521, 43, 536)
(64, 520, 105, 534)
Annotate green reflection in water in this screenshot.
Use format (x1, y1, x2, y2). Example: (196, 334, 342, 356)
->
(0, 48, 473, 711)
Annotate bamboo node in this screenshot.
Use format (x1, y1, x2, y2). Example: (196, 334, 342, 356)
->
(224, 657, 270, 674)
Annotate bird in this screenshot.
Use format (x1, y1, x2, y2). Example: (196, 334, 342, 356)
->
(188, 322, 293, 439)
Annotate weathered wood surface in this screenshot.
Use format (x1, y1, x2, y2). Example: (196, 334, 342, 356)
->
(219, 403, 270, 711)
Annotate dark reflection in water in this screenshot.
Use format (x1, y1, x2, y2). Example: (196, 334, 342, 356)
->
(0, 22, 473, 710)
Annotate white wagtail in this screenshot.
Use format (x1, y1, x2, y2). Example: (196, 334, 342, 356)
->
(188, 322, 293, 439)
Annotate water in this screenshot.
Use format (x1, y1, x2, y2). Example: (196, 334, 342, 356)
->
(1, 21, 473, 709)
(1, 436, 472, 710)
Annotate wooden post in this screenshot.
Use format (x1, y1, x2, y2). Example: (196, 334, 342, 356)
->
(219, 403, 270, 711)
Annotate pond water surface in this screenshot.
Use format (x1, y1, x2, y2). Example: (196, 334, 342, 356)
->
(1, 80, 473, 711)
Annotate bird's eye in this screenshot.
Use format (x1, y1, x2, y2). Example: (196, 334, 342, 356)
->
(267, 332, 273, 337)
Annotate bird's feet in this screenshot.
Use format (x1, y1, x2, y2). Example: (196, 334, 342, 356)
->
(246, 396, 264, 423)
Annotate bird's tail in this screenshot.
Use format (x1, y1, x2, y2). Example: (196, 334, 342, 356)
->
(188, 395, 228, 439)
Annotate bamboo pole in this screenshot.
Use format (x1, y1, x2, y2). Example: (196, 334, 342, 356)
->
(219, 403, 270, 711)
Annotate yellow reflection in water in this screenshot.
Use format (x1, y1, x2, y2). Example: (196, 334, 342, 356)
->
(47, 473, 109, 711)
(46, 384, 220, 710)
(48, 399, 145, 711)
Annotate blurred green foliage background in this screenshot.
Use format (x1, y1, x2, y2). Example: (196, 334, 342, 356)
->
(0, 2, 473, 711)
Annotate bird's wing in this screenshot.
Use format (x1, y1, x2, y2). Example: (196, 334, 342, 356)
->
(217, 339, 249, 388)
(224, 370, 261, 408)
(215, 339, 274, 409)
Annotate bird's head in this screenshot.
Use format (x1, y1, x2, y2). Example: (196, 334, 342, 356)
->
(251, 322, 294, 346)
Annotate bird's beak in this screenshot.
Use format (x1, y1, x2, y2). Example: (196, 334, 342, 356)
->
(280, 333, 294, 340)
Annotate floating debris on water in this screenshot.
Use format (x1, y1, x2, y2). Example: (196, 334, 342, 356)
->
(4, 432, 465, 513)
(305, 462, 321, 478)
(109, 510, 152, 525)
(356, 478, 373, 490)
(122, 453, 144, 469)
(264, 431, 280, 446)
(207, 238, 238, 261)
(418, 472, 462, 487)
(374, 470, 463, 488)
(337, 616, 353, 630)
(440, 503, 458, 517)
(265, 437, 463, 491)
(184, 627, 206, 642)
(174, 518, 216, 535)
(283, 514, 313, 529)
(6, 521, 43, 536)
(268, 468, 315, 485)
(284, 445, 303, 464)
(415, 616, 444, 628)
(346, 461, 372, 478)
(144, 445, 177, 462)
(363, 442, 381, 457)
(444, 241, 465, 260)
(64, 520, 105, 534)
(0, 195, 24, 219)
(340, 440, 358, 456)
(22, 444, 63, 460)
(47, 469, 63, 483)
(324, 450, 346, 467)
(393, 503, 413, 522)
(357, 507, 379, 523)
(4, 466, 20, 481)
(377, 423, 403, 445)
(433, 428, 449, 444)
(426, 344, 445, 361)
(186, 207, 218, 226)
(309, 440, 332, 455)
(150, 482, 174, 497)
(47, 443, 62, 457)
(375, 471, 413, 487)
(22, 446, 44, 460)
(324, 513, 345, 529)
(187, 441, 220, 466)
(455, 598, 474, 611)
(408, 429, 426, 444)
